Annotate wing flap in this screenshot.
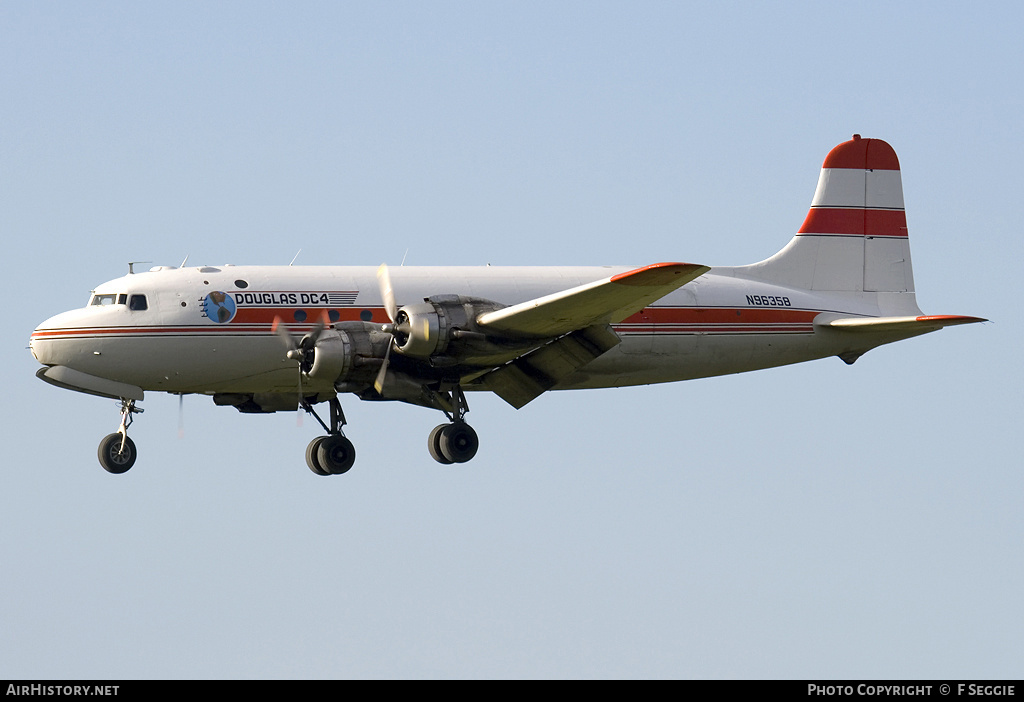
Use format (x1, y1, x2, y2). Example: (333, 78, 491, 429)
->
(477, 262, 708, 339)
(476, 324, 621, 409)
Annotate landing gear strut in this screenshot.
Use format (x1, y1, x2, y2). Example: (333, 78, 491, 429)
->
(302, 397, 356, 476)
(427, 386, 479, 465)
(97, 399, 143, 474)
(300, 387, 479, 474)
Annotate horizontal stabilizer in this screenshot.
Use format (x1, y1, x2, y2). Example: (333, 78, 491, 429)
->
(477, 262, 708, 339)
(815, 314, 987, 333)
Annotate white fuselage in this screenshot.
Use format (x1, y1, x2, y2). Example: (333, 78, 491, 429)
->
(30, 262, 906, 399)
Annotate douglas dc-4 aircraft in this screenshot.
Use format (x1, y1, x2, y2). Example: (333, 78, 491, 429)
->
(30, 135, 985, 475)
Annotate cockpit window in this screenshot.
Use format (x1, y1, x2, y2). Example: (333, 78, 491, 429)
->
(87, 293, 147, 309)
(90, 294, 118, 306)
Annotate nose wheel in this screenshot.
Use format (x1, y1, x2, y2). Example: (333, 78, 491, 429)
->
(97, 399, 143, 474)
(97, 432, 137, 474)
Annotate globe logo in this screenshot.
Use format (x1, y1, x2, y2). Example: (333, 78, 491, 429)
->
(203, 291, 236, 324)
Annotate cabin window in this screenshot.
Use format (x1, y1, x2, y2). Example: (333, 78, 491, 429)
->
(129, 294, 148, 311)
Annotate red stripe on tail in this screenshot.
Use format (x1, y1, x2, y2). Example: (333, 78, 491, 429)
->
(798, 208, 908, 237)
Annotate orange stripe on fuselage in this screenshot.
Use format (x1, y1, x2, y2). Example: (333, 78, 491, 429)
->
(33, 307, 821, 341)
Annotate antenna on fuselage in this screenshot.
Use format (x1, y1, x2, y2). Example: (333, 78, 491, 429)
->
(401, 249, 409, 266)
(289, 249, 302, 266)
(179, 255, 189, 269)
(128, 261, 152, 274)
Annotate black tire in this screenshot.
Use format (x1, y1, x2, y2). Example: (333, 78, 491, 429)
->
(305, 436, 330, 476)
(317, 435, 356, 475)
(428, 424, 453, 464)
(97, 433, 137, 474)
(439, 423, 479, 464)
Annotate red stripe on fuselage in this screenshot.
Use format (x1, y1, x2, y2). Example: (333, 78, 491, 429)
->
(33, 307, 820, 341)
(620, 307, 818, 325)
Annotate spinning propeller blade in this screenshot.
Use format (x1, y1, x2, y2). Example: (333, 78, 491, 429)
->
(272, 316, 300, 358)
(373, 343, 392, 395)
(373, 264, 402, 395)
(377, 263, 398, 323)
(272, 312, 331, 420)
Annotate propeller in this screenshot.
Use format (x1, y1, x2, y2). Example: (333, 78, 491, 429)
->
(374, 264, 406, 395)
(377, 263, 398, 324)
(273, 314, 327, 370)
(273, 313, 329, 421)
(177, 393, 185, 439)
(376, 263, 413, 339)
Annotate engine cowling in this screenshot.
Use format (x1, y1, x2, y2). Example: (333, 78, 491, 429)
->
(304, 322, 391, 385)
(391, 301, 449, 358)
(385, 295, 543, 367)
(298, 296, 539, 393)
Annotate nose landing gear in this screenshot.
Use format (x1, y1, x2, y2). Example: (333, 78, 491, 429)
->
(97, 399, 143, 474)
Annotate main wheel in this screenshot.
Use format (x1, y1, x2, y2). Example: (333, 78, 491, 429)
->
(439, 423, 479, 464)
(97, 433, 137, 474)
(305, 436, 330, 476)
(428, 424, 453, 464)
(317, 435, 356, 475)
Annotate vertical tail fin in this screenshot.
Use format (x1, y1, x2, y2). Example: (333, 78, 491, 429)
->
(738, 135, 919, 312)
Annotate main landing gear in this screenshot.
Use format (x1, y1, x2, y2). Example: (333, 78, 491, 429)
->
(302, 397, 356, 476)
(426, 386, 479, 465)
(97, 399, 143, 474)
(301, 387, 481, 476)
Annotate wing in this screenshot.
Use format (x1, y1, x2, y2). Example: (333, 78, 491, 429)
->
(470, 262, 708, 408)
(476, 262, 709, 339)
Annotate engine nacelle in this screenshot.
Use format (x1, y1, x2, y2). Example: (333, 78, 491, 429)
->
(392, 301, 449, 358)
(300, 296, 531, 391)
(305, 322, 391, 384)
(388, 295, 535, 366)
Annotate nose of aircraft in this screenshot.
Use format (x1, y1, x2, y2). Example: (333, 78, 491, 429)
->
(29, 309, 78, 366)
(30, 317, 56, 364)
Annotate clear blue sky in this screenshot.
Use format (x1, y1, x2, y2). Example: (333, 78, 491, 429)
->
(2, 1, 1018, 679)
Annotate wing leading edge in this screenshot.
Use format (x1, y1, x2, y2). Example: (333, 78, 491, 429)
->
(476, 262, 709, 339)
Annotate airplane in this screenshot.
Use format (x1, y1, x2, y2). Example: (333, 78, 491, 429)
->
(29, 135, 985, 475)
